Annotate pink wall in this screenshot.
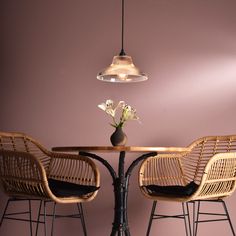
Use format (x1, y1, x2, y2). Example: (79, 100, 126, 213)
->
(1, 0, 236, 235)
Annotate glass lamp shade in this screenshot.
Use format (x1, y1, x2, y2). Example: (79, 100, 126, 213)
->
(97, 55, 148, 83)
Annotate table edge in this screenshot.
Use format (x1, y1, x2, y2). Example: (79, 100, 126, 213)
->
(52, 146, 190, 153)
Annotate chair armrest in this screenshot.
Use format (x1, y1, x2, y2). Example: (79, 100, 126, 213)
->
(48, 152, 100, 187)
(139, 153, 188, 187)
(192, 152, 236, 200)
(0, 150, 50, 198)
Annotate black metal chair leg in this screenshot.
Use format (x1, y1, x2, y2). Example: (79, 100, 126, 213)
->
(194, 201, 200, 236)
(222, 200, 236, 236)
(35, 200, 43, 236)
(28, 200, 33, 236)
(186, 202, 192, 236)
(43, 201, 47, 236)
(192, 201, 196, 236)
(51, 202, 56, 236)
(77, 203, 87, 236)
(182, 203, 190, 236)
(146, 201, 157, 236)
(0, 198, 10, 227)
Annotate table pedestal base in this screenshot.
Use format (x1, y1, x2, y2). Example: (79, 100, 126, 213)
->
(79, 151, 157, 236)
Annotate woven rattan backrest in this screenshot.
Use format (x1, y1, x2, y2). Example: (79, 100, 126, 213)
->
(140, 155, 186, 187)
(48, 154, 100, 187)
(0, 132, 51, 172)
(182, 135, 236, 184)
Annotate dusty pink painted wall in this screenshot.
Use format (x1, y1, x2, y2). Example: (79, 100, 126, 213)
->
(1, 0, 236, 235)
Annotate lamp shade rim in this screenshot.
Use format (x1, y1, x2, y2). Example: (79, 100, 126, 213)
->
(97, 74, 148, 83)
(97, 55, 148, 83)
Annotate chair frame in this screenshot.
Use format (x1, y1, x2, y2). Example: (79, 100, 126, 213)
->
(139, 135, 236, 236)
(0, 131, 100, 235)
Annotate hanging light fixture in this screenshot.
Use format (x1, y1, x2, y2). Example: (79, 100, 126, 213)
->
(97, 0, 148, 83)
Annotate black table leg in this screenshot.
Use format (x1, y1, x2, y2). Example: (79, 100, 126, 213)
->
(111, 151, 128, 235)
(79, 151, 157, 236)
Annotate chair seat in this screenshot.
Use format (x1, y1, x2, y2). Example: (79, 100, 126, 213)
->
(48, 179, 100, 198)
(143, 181, 198, 197)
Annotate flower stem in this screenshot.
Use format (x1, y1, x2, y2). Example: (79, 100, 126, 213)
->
(112, 116, 118, 127)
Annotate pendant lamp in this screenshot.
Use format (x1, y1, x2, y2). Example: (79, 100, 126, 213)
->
(97, 0, 148, 83)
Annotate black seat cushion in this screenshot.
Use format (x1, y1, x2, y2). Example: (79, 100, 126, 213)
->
(144, 181, 198, 197)
(48, 178, 100, 198)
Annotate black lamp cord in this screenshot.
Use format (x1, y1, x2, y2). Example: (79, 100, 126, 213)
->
(119, 0, 126, 56)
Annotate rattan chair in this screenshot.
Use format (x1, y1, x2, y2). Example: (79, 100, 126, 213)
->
(139, 135, 236, 236)
(0, 131, 100, 236)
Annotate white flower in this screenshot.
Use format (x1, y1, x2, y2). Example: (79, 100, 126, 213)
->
(98, 99, 139, 128)
(121, 105, 139, 123)
(98, 99, 116, 117)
